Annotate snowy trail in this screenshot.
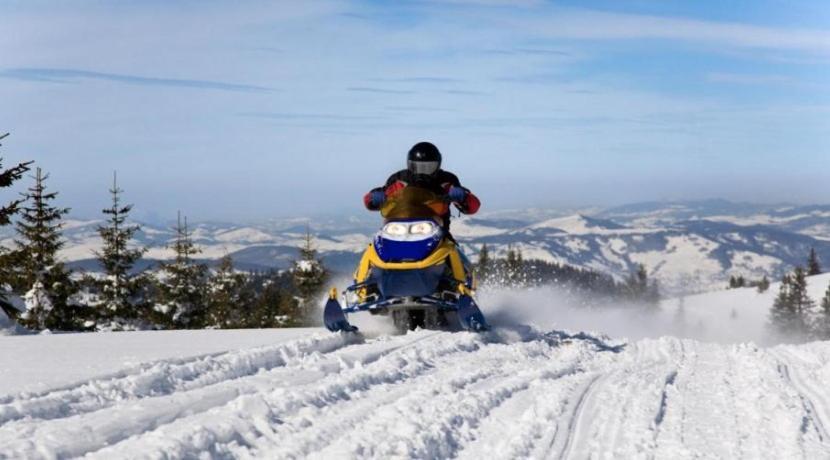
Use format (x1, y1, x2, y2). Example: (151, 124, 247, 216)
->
(1, 330, 830, 459)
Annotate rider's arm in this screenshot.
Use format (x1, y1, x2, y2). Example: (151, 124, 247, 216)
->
(442, 173, 480, 215)
(363, 172, 405, 211)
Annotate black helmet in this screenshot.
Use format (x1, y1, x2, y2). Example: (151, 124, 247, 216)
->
(407, 142, 442, 176)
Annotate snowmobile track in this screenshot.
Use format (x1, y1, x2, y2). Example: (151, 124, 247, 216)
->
(4, 331, 830, 459)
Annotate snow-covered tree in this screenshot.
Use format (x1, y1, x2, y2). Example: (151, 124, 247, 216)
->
(0, 133, 31, 318)
(205, 255, 251, 329)
(93, 172, 148, 329)
(292, 228, 327, 326)
(807, 248, 822, 276)
(21, 281, 52, 329)
(12, 168, 79, 330)
(156, 213, 207, 328)
(770, 269, 813, 339)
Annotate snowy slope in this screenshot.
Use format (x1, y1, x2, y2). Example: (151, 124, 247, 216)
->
(5, 201, 830, 294)
(1, 325, 830, 459)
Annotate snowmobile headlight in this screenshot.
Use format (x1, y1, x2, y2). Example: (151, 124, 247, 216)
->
(383, 223, 409, 237)
(409, 222, 436, 235)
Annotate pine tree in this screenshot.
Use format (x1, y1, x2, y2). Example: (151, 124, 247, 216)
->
(807, 248, 822, 276)
(93, 172, 147, 329)
(206, 255, 251, 329)
(156, 213, 207, 328)
(505, 245, 525, 286)
(0, 133, 32, 318)
(757, 276, 770, 293)
(477, 243, 492, 284)
(12, 168, 78, 330)
(770, 270, 811, 339)
(292, 228, 327, 326)
(790, 267, 814, 312)
(249, 276, 288, 328)
(815, 282, 830, 339)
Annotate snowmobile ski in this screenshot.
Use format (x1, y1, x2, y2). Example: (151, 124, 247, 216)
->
(457, 295, 490, 332)
(323, 289, 358, 333)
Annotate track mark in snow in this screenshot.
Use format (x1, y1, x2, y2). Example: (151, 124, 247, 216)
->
(79, 331, 483, 459)
(0, 332, 359, 427)
(772, 349, 830, 443)
(654, 370, 678, 427)
(548, 373, 601, 460)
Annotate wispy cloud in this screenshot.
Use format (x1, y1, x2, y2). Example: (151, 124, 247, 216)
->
(347, 86, 417, 94)
(483, 48, 571, 57)
(706, 72, 794, 85)
(371, 77, 464, 83)
(522, 10, 830, 54)
(384, 105, 458, 113)
(0, 68, 272, 93)
(239, 112, 381, 121)
(442, 89, 486, 95)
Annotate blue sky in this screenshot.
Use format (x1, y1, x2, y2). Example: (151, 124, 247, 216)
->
(1, 0, 828, 222)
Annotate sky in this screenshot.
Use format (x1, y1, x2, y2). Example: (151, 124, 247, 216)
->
(1, 0, 829, 222)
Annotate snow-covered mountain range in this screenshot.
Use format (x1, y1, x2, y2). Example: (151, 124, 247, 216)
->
(2, 200, 829, 294)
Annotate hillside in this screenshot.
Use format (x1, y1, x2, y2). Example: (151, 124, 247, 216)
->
(2, 200, 829, 294)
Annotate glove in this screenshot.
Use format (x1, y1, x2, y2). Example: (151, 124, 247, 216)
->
(448, 186, 467, 204)
(369, 190, 386, 207)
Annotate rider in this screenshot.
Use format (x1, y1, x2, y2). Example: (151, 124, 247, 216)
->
(363, 141, 480, 236)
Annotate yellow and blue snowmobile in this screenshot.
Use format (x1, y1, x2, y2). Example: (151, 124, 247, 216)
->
(324, 186, 489, 333)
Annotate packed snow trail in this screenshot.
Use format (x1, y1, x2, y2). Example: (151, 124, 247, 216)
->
(1, 329, 830, 459)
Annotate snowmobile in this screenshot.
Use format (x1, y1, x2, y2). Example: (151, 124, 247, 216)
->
(324, 186, 489, 334)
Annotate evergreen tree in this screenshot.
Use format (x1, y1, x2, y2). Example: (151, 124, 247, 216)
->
(770, 270, 811, 339)
(0, 133, 32, 318)
(815, 282, 830, 339)
(292, 228, 327, 326)
(156, 213, 207, 328)
(729, 275, 738, 289)
(477, 243, 492, 283)
(823, 282, 830, 312)
(504, 245, 525, 286)
(205, 255, 251, 329)
(790, 267, 814, 312)
(243, 269, 299, 328)
(757, 276, 770, 293)
(626, 264, 659, 305)
(12, 168, 79, 330)
(93, 172, 147, 328)
(807, 248, 822, 276)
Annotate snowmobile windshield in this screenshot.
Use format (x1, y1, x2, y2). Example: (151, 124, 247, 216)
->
(380, 186, 449, 221)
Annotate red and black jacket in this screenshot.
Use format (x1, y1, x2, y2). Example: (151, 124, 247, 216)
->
(363, 169, 480, 231)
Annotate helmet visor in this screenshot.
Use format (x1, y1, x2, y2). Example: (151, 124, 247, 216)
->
(408, 160, 440, 176)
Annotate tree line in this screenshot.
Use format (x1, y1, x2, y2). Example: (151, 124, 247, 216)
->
(476, 244, 660, 306)
(0, 134, 328, 332)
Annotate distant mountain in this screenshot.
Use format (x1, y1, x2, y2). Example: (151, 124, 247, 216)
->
(3, 200, 829, 295)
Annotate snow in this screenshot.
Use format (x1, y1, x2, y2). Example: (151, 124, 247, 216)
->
(2, 325, 830, 458)
(0, 328, 315, 396)
(214, 228, 275, 244)
(5, 277, 830, 457)
(451, 218, 508, 238)
(630, 235, 724, 292)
